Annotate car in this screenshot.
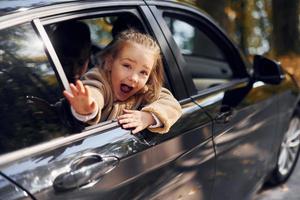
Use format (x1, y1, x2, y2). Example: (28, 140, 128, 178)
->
(0, 0, 300, 200)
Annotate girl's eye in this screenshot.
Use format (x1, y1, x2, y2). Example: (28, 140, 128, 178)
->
(140, 71, 149, 76)
(123, 64, 131, 69)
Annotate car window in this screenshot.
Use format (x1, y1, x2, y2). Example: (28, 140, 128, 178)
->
(44, 12, 172, 127)
(0, 23, 69, 155)
(46, 12, 172, 92)
(83, 13, 173, 89)
(163, 14, 233, 91)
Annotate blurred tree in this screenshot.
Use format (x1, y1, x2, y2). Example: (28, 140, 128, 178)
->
(272, 0, 300, 55)
(196, 0, 229, 28)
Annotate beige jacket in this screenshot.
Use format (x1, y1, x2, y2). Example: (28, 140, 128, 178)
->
(82, 66, 182, 134)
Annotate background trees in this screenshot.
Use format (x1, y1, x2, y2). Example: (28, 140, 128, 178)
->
(180, 0, 300, 83)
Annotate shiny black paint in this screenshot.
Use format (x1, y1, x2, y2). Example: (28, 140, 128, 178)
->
(148, 1, 300, 199)
(0, 173, 33, 200)
(0, 100, 215, 200)
(0, 1, 299, 200)
(209, 82, 280, 199)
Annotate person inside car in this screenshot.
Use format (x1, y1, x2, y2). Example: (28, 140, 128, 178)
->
(27, 21, 93, 132)
(50, 20, 92, 83)
(63, 29, 182, 134)
(92, 14, 145, 66)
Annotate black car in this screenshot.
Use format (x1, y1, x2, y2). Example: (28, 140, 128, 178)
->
(0, 1, 300, 200)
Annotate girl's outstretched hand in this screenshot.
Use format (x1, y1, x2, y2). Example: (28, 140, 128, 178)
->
(63, 80, 96, 115)
(118, 109, 156, 134)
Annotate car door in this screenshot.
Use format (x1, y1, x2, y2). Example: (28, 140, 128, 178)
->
(0, 2, 215, 200)
(149, 2, 281, 199)
(0, 173, 33, 200)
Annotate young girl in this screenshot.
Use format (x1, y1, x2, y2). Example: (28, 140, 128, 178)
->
(63, 29, 182, 134)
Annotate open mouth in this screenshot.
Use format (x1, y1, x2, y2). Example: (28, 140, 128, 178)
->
(120, 83, 133, 94)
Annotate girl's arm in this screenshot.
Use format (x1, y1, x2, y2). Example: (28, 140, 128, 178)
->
(63, 79, 105, 124)
(118, 110, 163, 134)
(118, 88, 182, 134)
(141, 88, 182, 134)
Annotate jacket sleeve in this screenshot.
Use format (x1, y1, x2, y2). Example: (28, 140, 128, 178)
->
(81, 67, 110, 125)
(141, 88, 182, 134)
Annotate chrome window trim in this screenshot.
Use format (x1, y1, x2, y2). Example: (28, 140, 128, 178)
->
(191, 78, 250, 99)
(32, 18, 70, 92)
(40, 8, 141, 25)
(0, 1, 144, 30)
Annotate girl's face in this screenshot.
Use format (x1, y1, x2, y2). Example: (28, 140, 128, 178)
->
(108, 42, 155, 101)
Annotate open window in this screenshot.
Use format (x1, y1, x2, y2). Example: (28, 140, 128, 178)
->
(43, 10, 175, 132)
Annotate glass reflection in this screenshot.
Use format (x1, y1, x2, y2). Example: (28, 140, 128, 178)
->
(0, 23, 68, 155)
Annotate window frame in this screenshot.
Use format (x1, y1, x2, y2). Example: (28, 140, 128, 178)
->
(147, 4, 250, 96)
(0, 2, 183, 161)
(39, 6, 183, 98)
(0, 20, 73, 155)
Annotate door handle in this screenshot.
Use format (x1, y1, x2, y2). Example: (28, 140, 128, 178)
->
(53, 153, 119, 192)
(215, 109, 233, 124)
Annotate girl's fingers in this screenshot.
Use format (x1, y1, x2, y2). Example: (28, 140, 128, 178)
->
(76, 80, 85, 94)
(123, 109, 135, 113)
(70, 83, 79, 96)
(122, 122, 139, 129)
(119, 117, 135, 124)
(63, 90, 74, 103)
(85, 85, 91, 97)
(118, 114, 134, 120)
(132, 126, 142, 134)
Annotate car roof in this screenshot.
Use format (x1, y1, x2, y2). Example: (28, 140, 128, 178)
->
(0, 0, 199, 16)
(0, 0, 74, 14)
(0, 0, 146, 17)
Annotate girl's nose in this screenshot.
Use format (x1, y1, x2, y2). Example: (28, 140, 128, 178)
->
(129, 73, 139, 83)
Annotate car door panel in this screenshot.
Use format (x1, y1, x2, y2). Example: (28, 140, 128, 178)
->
(197, 82, 280, 199)
(0, 124, 150, 199)
(268, 77, 300, 168)
(122, 101, 215, 200)
(0, 4, 215, 200)
(148, 3, 281, 199)
(1, 102, 214, 200)
(142, 6, 216, 200)
(0, 173, 33, 200)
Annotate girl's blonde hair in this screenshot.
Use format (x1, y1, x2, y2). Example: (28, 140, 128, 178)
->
(101, 29, 164, 103)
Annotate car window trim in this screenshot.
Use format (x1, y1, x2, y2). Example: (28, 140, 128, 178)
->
(146, 5, 197, 97)
(162, 7, 250, 77)
(161, 10, 243, 74)
(191, 77, 250, 99)
(32, 18, 71, 92)
(0, 1, 145, 30)
(148, 4, 250, 95)
(140, 5, 188, 100)
(40, 8, 144, 25)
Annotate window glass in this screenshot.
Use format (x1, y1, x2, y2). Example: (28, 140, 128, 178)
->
(164, 15, 233, 91)
(0, 23, 68, 155)
(45, 13, 175, 90)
